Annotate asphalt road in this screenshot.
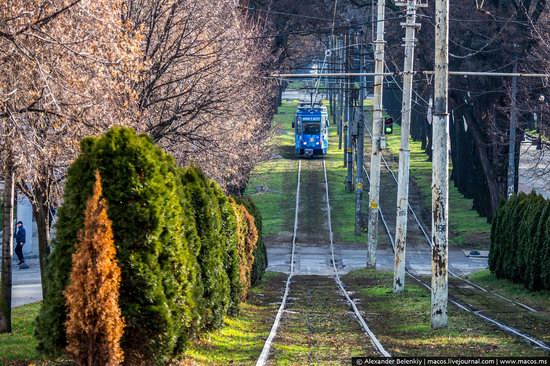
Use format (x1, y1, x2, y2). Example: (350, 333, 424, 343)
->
(267, 244, 488, 276)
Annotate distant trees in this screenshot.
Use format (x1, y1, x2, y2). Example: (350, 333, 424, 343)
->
(126, 0, 275, 190)
(383, 0, 550, 219)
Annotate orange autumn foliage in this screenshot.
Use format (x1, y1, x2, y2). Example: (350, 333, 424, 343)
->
(64, 171, 124, 366)
(234, 202, 259, 301)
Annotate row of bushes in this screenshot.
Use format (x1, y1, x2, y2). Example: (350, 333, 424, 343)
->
(489, 192, 550, 291)
(34, 127, 267, 364)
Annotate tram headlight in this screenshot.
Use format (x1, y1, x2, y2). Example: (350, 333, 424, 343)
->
(316, 141, 320, 145)
(303, 141, 307, 145)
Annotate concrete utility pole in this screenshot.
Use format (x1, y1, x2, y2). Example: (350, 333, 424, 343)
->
(431, 0, 449, 329)
(339, 35, 344, 150)
(507, 61, 518, 198)
(329, 37, 334, 125)
(346, 30, 355, 192)
(355, 33, 366, 235)
(393, 0, 420, 293)
(367, 0, 387, 268)
(343, 32, 349, 165)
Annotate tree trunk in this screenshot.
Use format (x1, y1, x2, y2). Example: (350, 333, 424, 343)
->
(0, 151, 15, 333)
(31, 182, 50, 298)
(465, 108, 505, 219)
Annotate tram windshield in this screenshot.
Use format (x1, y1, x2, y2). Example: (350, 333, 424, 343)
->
(302, 123, 321, 134)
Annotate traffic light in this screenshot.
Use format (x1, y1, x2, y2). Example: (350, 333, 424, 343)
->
(384, 117, 394, 134)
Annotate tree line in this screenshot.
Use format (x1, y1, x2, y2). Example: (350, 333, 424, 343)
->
(36, 127, 268, 365)
(248, 0, 550, 220)
(489, 192, 550, 291)
(1, 0, 276, 328)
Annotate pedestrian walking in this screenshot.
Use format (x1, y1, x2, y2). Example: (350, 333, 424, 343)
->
(14, 220, 26, 265)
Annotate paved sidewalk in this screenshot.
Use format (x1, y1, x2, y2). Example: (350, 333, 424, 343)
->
(11, 257, 43, 307)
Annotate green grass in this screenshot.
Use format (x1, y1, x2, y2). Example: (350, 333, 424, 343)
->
(0, 302, 62, 364)
(287, 81, 306, 90)
(342, 269, 548, 356)
(244, 102, 298, 240)
(526, 128, 550, 143)
(466, 269, 550, 311)
(325, 118, 366, 244)
(384, 124, 491, 248)
(185, 272, 286, 365)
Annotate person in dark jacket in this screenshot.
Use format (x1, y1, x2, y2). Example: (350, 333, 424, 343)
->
(14, 221, 26, 265)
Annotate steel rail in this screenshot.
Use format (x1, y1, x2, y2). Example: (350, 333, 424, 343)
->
(362, 163, 550, 352)
(256, 160, 301, 366)
(322, 159, 391, 357)
(364, 125, 539, 313)
(257, 158, 390, 364)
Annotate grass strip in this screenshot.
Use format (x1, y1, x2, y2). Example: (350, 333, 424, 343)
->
(342, 269, 548, 357)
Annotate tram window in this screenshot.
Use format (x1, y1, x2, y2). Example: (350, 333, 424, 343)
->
(303, 123, 320, 134)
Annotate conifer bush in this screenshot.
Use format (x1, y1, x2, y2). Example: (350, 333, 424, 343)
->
(234, 196, 267, 286)
(178, 167, 230, 329)
(541, 204, 550, 289)
(211, 183, 242, 316)
(36, 127, 266, 363)
(234, 202, 259, 300)
(489, 192, 550, 290)
(65, 171, 125, 366)
(36, 127, 201, 364)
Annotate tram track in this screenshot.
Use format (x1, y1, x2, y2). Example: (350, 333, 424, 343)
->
(363, 127, 550, 352)
(365, 125, 539, 313)
(256, 158, 390, 366)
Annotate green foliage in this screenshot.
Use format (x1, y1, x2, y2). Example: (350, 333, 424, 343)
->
(489, 192, 550, 290)
(211, 183, 242, 317)
(35, 127, 266, 363)
(36, 127, 201, 364)
(234, 196, 268, 286)
(178, 167, 230, 330)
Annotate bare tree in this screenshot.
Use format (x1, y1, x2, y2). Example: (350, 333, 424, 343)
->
(126, 0, 275, 190)
(0, 0, 142, 326)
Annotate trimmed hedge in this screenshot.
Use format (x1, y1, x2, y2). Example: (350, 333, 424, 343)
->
(35, 127, 262, 364)
(489, 192, 550, 290)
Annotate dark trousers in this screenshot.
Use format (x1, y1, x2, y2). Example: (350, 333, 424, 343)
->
(15, 243, 25, 263)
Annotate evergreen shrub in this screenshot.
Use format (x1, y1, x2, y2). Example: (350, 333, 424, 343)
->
(234, 196, 267, 286)
(489, 192, 550, 290)
(36, 127, 265, 363)
(36, 128, 201, 364)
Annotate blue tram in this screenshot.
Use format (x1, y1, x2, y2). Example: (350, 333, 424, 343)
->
(293, 104, 329, 157)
